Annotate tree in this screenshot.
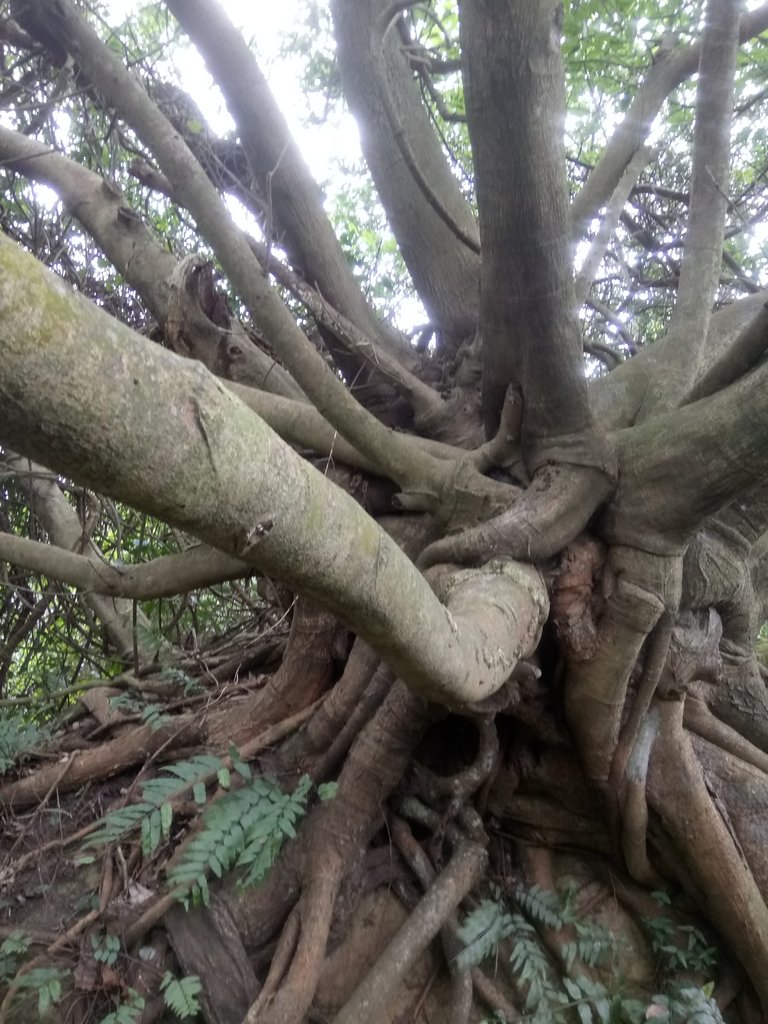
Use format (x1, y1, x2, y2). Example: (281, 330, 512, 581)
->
(1, 0, 768, 1020)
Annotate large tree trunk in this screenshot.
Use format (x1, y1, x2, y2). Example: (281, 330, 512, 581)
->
(2, 1, 768, 1021)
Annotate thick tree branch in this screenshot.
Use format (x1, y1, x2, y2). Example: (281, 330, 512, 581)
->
(0, 124, 442, 432)
(605, 357, 768, 549)
(574, 146, 655, 307)
(32, 0, 458, 499)
(228, 381, 474, 475)
(0, 234, 548, 707)
(459, 0, 605, 475)
(638, 0, 742, 418)
(648, 701, 768, 1004)
(0, 126, 304, 401)
(332, 842, 487, 1024)
(242, 238, 448, 429)
(165, 0, 412, 365)
(590, 287, 768, 429)
(226, 384, 380, 473)
(686, 301, 768, 402)
(0, 532, 251, 599)
(332, 0, 481, 346)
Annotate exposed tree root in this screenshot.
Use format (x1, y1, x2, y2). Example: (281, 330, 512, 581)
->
(691, 734, 768, 897)
(0, 715, 205, 809)
(164, 683, 436, 1023)
(250, 909, 300, 1018)
(275, 639, 384, 777)
(648, 698, 768, 1007)
(685, 695, 768, 775)
(390, 814, 496, 1024)
(165, 898, 260, 1024)
(254, 847, 343, 1024)
(0, 598, 339, 809)
(332, 842, 486, 1024)
(241, 597, 346, 730)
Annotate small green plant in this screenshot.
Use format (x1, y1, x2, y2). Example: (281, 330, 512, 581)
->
(458, 883, 722, 1024)
(81, 753, 229, 855)
(456, 886, 607, 1022)
(107, 693, 144, 715)
(98, 988, 145, 1024)
(91, 930, 121, 966)
(141, 702, 171, 732)
(646, 983, 725, 1023)
(168, 774, 312, 905)
(643, 905, 717, 975)
(160, 971, 202, 1019)
(13, 965, 69, 1017)
(107, 693, 174, 732)
(161, 667, 205, 695)
(0, 716, 48, 774)
(0, 930, 31, 980)
(317, 780, 338, 801)
(80, 753, 309, 901)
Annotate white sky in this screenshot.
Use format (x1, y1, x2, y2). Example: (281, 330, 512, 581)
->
(110, 0, 363, 190)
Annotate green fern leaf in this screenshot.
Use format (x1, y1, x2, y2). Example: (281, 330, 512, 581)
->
(168, 775, 310, 901)
(160, 972, 201, 1019)
(455, 899, 516, 970)
(82, 754, 226, 852)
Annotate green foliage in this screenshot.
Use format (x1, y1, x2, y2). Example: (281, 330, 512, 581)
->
(162, 667, 205, 695)
(509, 916, 569, 1021)
(107, 693, 143, 716)
(167, 774, 313, 906)
(458, 884, 721, 1024)
(13, 966, 69, 1017)
(455, 897, 518, 968)
(329, 170, 421, 327)
(643, 914, 717, 974)
(227, 743, 252, 780)
(457, 885, 612, 1021)
(1, 479, 269, 707)
(0, 715, 48, 774)
(135, 621, 173, 659)
(0, 930, 31, 980)
(81, 753, 228, 854)
(160, 971, 202, 1020)
(646, 984, 725, 1023)
(141, 702, 171, 732)
(99, 989, 145, 1024)
(754, 628, 768, 667)
(274, 0, 341, 118)
(521, 884, 613, 969)
(91, 930, 121, 966)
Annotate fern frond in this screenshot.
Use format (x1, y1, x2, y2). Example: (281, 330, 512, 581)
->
(14, 966, 69, 1016)
(455, 899, 516, 970)
(168, 774, 311, 904)
(82, 753, 227, 853)
(515, 883, 565, 930)
(508, 916, 559, 1012)
(160, 972, 202, 1019)
(0, 930, 31, 983)
(665, 984, 725, 1023)
(572, 917, 614, 968)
